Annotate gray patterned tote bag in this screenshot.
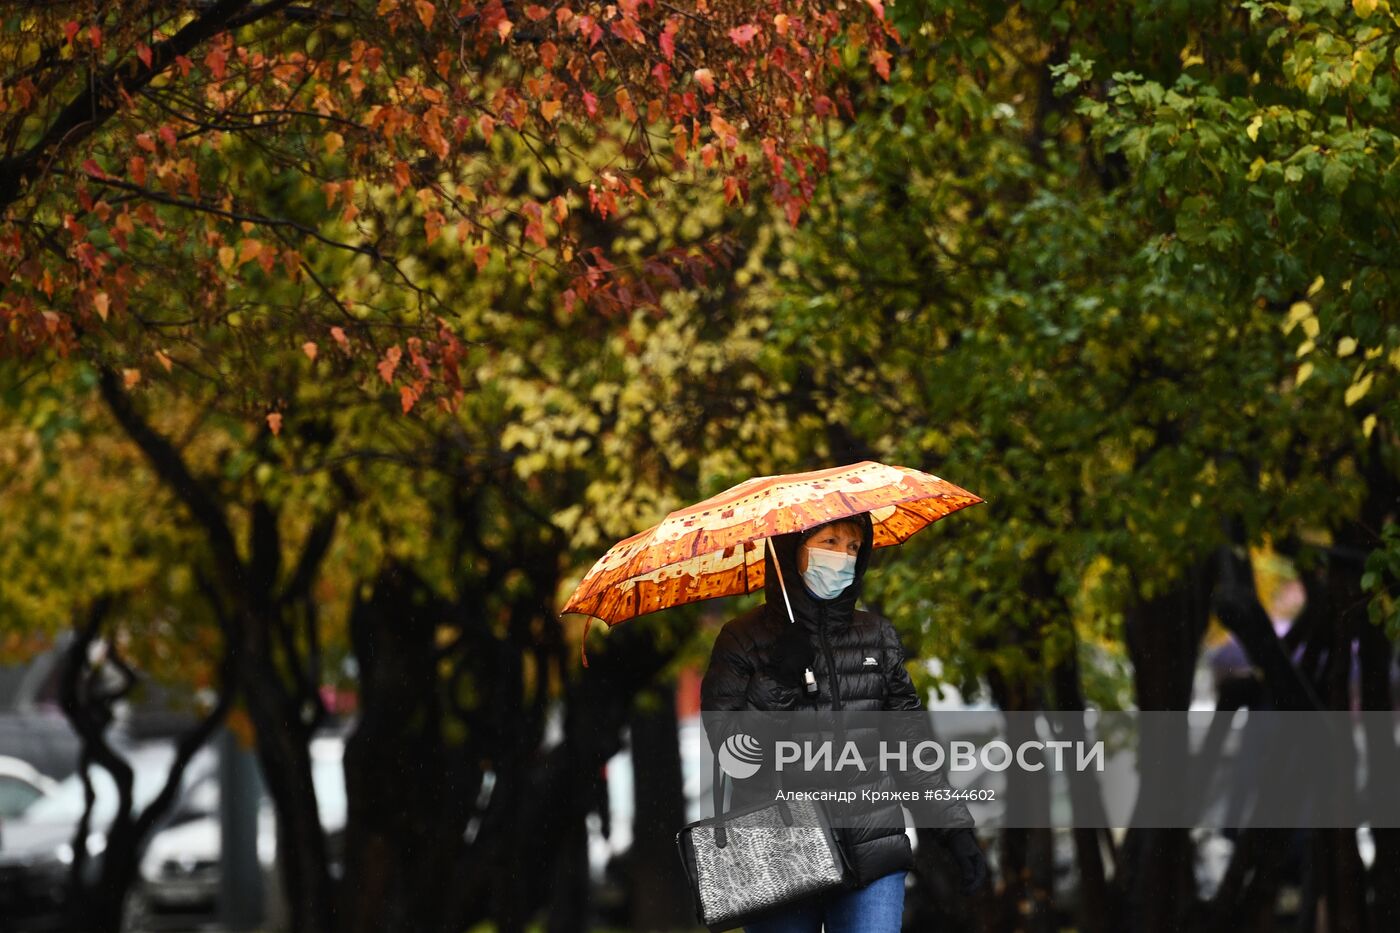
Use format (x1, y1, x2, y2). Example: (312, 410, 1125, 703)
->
(676, 754, 851, 932)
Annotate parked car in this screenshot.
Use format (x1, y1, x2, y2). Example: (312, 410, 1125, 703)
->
(0, 712, 80, 783)
(123, 733, 347, 932)
(0, 743, 215, 931)
(0, 758, 58, 820)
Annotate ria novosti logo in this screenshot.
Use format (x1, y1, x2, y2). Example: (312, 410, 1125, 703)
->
(717, 733, 764, 779)
(715, 731, 1105, 779)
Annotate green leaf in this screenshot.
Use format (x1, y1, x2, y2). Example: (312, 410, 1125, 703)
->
(1322, 159, 1353, 195)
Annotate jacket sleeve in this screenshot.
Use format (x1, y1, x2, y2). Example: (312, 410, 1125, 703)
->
(700, 621, 755, 756)
(880, 618, 975, 835)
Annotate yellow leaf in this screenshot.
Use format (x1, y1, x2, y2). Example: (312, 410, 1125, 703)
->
(1296, 362, 1314, 387)
(324, 132, 344, 156)
(1354, 0, 1377, 18)
(1296, 339, 1315, 358)
(1301, 316, 1319, 339)
(1363, 414, 1377, 438)
(218, 246, 236, 270)
(1283, 301, 1312, 334)
(1337, 336, 1357, 357)
(540, 99, 562, 122)
(1246, 115, 1262, 141)
(1307, 275, 1325, 297)
(1345, 372, 1373, 406)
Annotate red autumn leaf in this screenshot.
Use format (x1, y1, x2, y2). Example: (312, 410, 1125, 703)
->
(81, 159, 107, 180)
(266, 412, 283, 436)
(863, 0, 886, 19)
(330, 326, 350, 352)
(377, 345, 402, 384)
(723, 175, 740, 205)
(424, 210, 444, 245)
(693, 68, 715, 94)
(136, 42, 153, 68)
(659, 19, 679, 61)
(204, 47, 228, 79)
(728, 24, 759, 46)
(870, 47, 891, 81)
(63, 21, 80, 45)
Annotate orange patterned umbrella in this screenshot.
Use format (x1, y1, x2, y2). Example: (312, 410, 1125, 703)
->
(563, 461, 983, 663)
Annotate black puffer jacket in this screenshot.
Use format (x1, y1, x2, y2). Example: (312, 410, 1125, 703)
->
(699, 511, 974, 887)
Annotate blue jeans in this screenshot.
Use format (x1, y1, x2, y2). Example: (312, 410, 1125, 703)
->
(743, 870, 907, 933)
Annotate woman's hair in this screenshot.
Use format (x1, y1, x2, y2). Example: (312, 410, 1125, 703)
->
(800, 517, 864, 543)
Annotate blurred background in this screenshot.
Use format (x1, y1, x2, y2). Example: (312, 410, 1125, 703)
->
(3, 1, 1400, 932)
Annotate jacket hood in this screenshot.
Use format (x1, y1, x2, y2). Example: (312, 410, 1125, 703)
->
(762, 511, 874, 631)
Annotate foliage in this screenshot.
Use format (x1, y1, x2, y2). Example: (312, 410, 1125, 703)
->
(0, 0, 892, 408)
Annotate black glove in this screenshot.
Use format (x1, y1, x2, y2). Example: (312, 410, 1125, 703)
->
(768, 624, 815, 689)
(943, 828, 989, 894)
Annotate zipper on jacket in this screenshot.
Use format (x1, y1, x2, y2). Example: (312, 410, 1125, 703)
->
(818, 603, 843, 710)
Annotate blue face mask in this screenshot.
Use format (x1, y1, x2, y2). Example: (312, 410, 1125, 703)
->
(801, 547, 857, 600)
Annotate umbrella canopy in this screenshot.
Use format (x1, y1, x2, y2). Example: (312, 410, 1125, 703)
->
(563, 461, 983, 662)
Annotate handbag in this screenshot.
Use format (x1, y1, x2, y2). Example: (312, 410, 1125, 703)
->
(675, 748, 852, 932)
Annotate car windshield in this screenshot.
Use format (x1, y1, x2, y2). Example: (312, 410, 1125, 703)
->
(21, 745, 178, 827)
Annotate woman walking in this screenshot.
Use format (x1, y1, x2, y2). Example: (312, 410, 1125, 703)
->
(700, 511, 989, 933)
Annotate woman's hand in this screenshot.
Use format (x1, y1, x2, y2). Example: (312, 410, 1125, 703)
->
(745, 669, 801, 710)
(941, 828, 990, 894)
(767, 623, 815, 688)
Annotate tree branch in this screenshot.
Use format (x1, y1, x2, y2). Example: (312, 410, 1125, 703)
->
(0, 0, 285, 211)
(96, 365, 244, 587)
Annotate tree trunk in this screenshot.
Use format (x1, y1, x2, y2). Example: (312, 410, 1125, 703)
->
(626, 683, 695, 931)
(341, 564, 469, 933)
(242, 628, 334, 933)
(1122, 554, 1216, 932)
(1052, 647, 1113, 933)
